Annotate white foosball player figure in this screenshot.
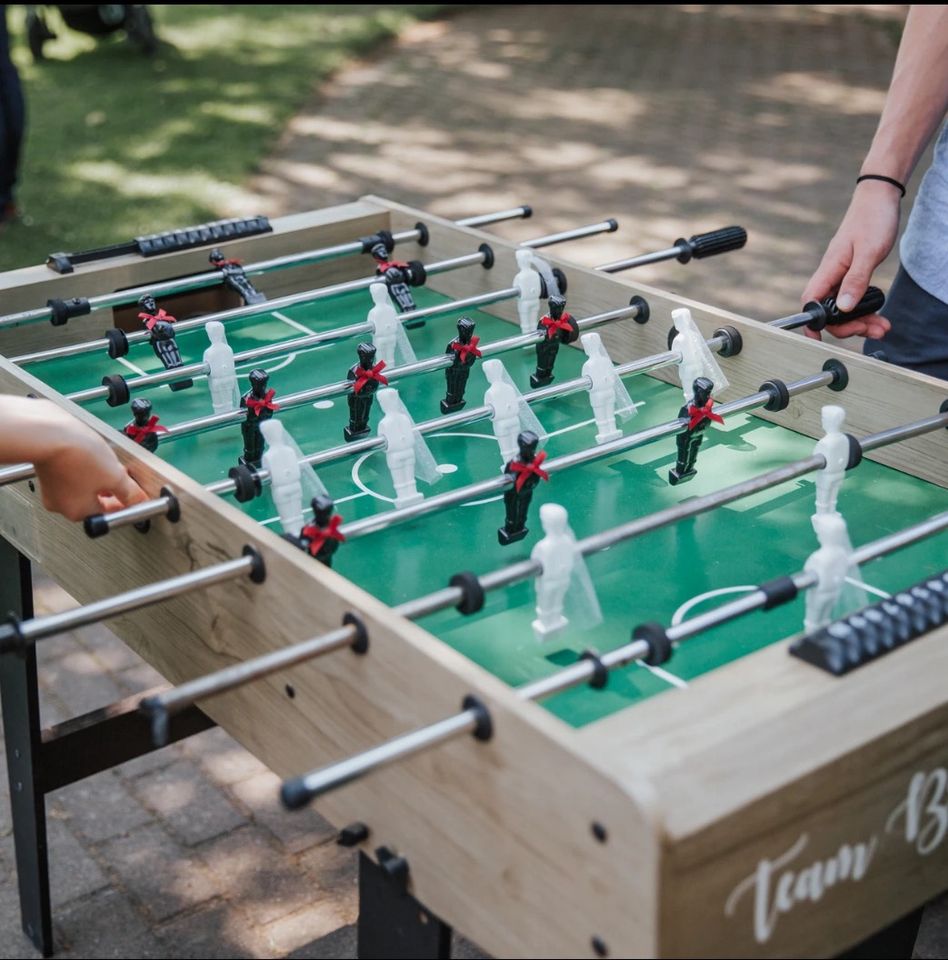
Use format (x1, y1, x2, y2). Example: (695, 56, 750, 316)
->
(812, 405, 849, 515)
(670, 307, 729, 400)
(482, 358, 546, 468)
(260, 419, 328, 534)
(203, 321, 240, 415)
(367, 282, 415, 368)
(803, 512, 866, 633)
(376, 388, 442, 508)
(531, 503, 602, 643)
(513, 248, 544, 334)
(580, 331, 637, 444)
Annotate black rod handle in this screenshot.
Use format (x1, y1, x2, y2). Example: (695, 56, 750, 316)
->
(676, 226, 747, 263)
(805, 286, 886, 330)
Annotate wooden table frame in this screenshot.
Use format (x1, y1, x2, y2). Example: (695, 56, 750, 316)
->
(0, 197, 945, 958)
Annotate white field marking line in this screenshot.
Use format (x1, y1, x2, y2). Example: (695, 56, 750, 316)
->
(428, 430, 506, 507)
(637, 661, 689, 689)
(258, 492, 370, 527)
(236, 352, 298, 375)
(352, 451, 396, 505)
(671, 585, 760, 627)
(272, 310, 319, 335)
(115, 356, 148, 377)
(540, 401, 645, 441)
(335, 489, 371, 506)
(846, 576, 890, 599)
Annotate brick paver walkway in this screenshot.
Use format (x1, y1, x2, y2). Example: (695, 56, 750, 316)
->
(4, 5, 945, 959)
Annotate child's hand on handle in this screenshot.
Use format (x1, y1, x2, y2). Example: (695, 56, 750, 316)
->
(0, 397, 147, 521)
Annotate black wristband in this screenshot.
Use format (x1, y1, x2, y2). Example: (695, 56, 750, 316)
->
(856, 174, 906, 198)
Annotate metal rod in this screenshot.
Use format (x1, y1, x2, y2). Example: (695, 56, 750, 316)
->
(140, 412, 947, 743)
(596, 246, 683, 273)
(339, 370, 836, 541)
(0, 206, 534, 331)
(13, 214, 607, 367)
(520, 220, 618, 248)
(83, 494, 176, 536)
(11, 250, 491, 366)
(860, 411, 948, 452)
(161, 304, 640, 442)
(65, 285, 523, 406)
(1, 553, 258, 648)
(281, 507, 948, 805)
(456, 206, 532, 228)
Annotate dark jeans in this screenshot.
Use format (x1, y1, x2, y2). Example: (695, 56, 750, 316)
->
(0, 5, 25, 208)
(864, 265, 948, 381)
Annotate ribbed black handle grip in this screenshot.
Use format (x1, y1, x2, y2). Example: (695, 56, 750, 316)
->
(676, 226, 747, 263)
(821, 285, 886, 325)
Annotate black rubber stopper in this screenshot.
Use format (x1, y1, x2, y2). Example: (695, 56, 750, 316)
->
(553, 267, 568, 295)
(413, 221, 430, 247)
(377, 229, 395, 253)
(520, 205, 533, 219)
(407, 260, 427, 287)
(160, 487, 181, 523)
(228, 465, 261, 503)
(462, 694, 493, 741)
(760, 378, 790, 412)
(629, 295, 650, 324)
(83, 513, 110, 539)
(0, 614, 25, 656)
(280, 777, 313, 811)
(478, 242, 494, 269)
(449, 571, 485, 615)
(633, 622, 673, 666)
(845, 434, 863, 470)
(759, 576, 799, 611)
(666, 326, 677, 351)
(242, 545, 266, 584)
(580, 650, 609, 689)
(337, 822, 370, 847)
(102, 374, 129, 407)
(604, 218, 619, 232)
(105, 327, 129, 359)
(138, 695, 170, 748)
(823, 358, 849, 392)
(713, 325, 743, 357)
(343, 611, 369, 654)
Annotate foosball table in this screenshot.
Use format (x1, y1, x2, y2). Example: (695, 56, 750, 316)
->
(0, 197, 946, 959)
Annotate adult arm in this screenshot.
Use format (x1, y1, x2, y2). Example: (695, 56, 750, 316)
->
(802, 5, 948, 339)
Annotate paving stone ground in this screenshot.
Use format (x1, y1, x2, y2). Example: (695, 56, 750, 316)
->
(2, 5, 945, 959)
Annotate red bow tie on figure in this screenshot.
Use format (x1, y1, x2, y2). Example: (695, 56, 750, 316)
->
(451, 336, 482, 364)
(376, 260, 407, 274)
(301, 515, 346, 557)
(353, 361, 389, 394)
(138, 308, 175, 331)
(126, 416, 168, 444)
(509, 450, 550, 492)
(214, 257, 243, 269)
(687, 399, 724, 431)
(246, 389, 280, 416)
(540, 312, 574, 340)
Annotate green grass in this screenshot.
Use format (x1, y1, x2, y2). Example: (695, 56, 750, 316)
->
(3, 5, 445, 270)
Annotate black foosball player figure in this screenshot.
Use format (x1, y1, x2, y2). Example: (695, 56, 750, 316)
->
(498, 430, 550, 545)
(295, 495, 346, 568)
(239, 368, 279, 468)
(208, 248, 266, 305)
(369, 241, 425, 322)
(122, 398, 168, 453)
(530, 295, 580, 389)
(668, 376, 724, 486)
(345, 342, 389, 442)
(137, 295, 193, 391)
(441, 316, 482, 414)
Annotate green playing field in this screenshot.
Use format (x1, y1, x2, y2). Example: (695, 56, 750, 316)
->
(29, 285, 948, 728)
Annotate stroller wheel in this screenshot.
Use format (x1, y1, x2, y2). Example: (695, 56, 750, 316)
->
(26, 10, 58, 62)
(125, 5, 157, 56)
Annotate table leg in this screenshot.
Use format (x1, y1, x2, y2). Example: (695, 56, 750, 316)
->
(357, 850, 452, 959)
(0, 536, 53, 956)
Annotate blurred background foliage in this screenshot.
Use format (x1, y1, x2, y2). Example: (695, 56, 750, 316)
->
(2, 4, 444, 269)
